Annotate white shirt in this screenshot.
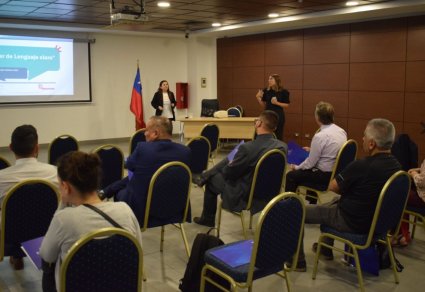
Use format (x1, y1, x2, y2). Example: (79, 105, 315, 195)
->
(0, 157, 58, 204)
(295, 123, 347, 172)
(161, 92, 173, 119)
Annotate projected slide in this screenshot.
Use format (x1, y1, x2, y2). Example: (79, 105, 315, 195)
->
(0, 35, 74, 96)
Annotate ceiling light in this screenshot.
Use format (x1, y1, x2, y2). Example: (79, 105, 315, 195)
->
(346, 1, 359, 6)
(157, 2, 170, 8)
(212, 22, 221, 27)
(268, 13, 279, 18)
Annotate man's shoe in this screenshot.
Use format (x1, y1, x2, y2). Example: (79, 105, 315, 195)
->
(312, 242, 334, 260)
(9, 256, 24, 270)
(284, 260, 307, 272)
(192, 175, 207, 187)
(193, 216, 215, 227)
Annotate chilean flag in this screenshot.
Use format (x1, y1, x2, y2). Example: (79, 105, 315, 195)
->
(130, 66, 146, 129)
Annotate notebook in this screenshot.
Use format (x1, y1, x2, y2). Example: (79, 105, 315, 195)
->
(209, 240, 253, 268)
(21, 236, 44, 270)
(287, 141, 309, 165)
(227, 140, 244, 162)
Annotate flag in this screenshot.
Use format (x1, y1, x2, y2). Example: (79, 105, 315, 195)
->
(130, 66, 146, 129)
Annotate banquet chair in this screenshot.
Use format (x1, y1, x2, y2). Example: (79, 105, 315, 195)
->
(312, 170, 411, 292)
(186, 136, 211, 176)
(297, 139, 358, 204)
(201, 192, 305, 292)
(0, 179, 59, 262)
(60, 227, 143, 292)
(129, 128, 146, 155)
(141, 161, 192, 257)
(48, 134, 79, 165)
(201, 123, 220, 164)
(403, 206, 425, 239)
(217, 149, 287, 238)
(227, 107, 242, 117)
(92, 144, 124, 190)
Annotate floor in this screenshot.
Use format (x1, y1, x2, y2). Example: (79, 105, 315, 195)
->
(0, 137, 424, 292)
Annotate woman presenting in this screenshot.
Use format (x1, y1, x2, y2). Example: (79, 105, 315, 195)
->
(256, 74, 290, 140)
(151, 80, 176, 121)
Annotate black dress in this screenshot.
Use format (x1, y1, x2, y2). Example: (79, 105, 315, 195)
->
(261, 88, 290, 140)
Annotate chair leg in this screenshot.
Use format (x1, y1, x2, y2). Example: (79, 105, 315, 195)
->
(312, 240, 322, 280)
(283, 269, 291, 292)
(351, 247, 365, 292)
(249, 213, 253, 230)
(411, 216, 417, 239)
(386, 237, 400, 284)
(160, 226, 165, 252)
(217, 201, 223, 238)
(240, 211, 247, 239)
(179, 223, 191, 258)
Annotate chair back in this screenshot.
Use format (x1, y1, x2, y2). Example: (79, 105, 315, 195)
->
(129, 128, 146, 154)
(186, 136, 211, 174)
(248, 193, 305, 281)
(246, 149, 287, 212)
(60, 227, 143, 292)
(331, 139, 358, 181)
(92, 145, 124, 189)
(201, 99, 219, 117)
(235, 105, 244, 116)
(1, 179, 59, 260)
(372, 171, 411, 240)
(391, 133, 418, 171)
(48, 135, 79, 165)
(143, 161, 191, 229)
(227, 107, 242, 117)
(200, 123, 219, 154)
(0, 155, 10, 170)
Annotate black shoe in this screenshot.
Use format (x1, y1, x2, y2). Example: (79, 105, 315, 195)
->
(193, 216, 215, 227)
(284, 260, 307, 272)
(312, 242, 334, 260)
(192, 175, 207, 187)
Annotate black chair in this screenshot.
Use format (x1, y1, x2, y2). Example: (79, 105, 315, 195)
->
(186, 136, 211, 175)
(60, 227, 143, 292)
(0, 179, 59, 262)
(129, 128, 146, 155)
(297, 139, 358, 204)
(201, 192, 305, 292)
(0, 155, 10, 170)
(48, 135, 79, 165)
(200, 123, 220, 164)
(312, 171, 411, 291)
(217, 149, 287, 238)
(201, 99, 219, 117)
(141, 161, 192, 257)
(92, 145, 124, 189)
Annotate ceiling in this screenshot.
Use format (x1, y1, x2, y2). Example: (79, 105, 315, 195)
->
(0, 0, 424, 36)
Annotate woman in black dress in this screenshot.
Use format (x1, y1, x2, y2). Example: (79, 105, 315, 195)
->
(255, 74, 290, 140)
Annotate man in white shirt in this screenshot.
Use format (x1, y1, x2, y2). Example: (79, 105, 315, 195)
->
(0, 124, 58, 270)
(285, 102, 347, 203)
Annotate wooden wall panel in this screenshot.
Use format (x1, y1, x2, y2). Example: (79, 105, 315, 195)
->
(404, 92, 425, 123)
(232, 67, 264, 89)
(303, 90, 349, 117)
(348, 91, 404, 121)
(233, 88, 260, 116)
(217, 38, 233, 67)
(264, 65, 303, 90)
(406, 61, 425, 92)
(349, 62, 405, 91)
(303, 64, 349, 90)
(285, 89, 303, 114)
(403, 122, 425, 162)
(284, 113, 303, 144)
(304, 35, 350, 64)
(232, 35, 265, 67)
(407, 27, 425, 61)
(265, 40, 303, 66)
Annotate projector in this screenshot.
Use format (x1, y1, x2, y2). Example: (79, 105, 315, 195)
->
(111, 12, 149, 23)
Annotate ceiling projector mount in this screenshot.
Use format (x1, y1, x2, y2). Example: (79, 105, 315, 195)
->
(110, 0, 149, 25)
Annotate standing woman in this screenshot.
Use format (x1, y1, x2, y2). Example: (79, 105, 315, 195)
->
(256, 74, 290, 140)
(151, 80, 176, 122)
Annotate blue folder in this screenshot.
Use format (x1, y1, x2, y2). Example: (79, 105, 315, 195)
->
(227, 140, 244, 162)
(287, 141, 309, 165)
(21, 236, 44, 270)
(209, 240, 253, 268)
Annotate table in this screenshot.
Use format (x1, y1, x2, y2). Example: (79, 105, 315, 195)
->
(178, 117, 256, 139)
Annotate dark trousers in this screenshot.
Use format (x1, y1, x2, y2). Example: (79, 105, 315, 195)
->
(285, 168, 332, 203)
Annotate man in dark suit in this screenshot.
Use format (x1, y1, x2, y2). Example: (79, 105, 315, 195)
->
(102, 116, 191, 224)
(193, 110, 288, 227)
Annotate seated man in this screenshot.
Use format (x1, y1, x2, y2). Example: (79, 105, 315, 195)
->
(285, 101, 347, 203)
(0, 124, 58, 270)
(292, 118, 401, 271)
(193, 110, 287, 227)
(102, 116, 191, 224)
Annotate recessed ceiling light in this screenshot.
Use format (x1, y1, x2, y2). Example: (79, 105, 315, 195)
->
(157, 2, 170, 8)
(268, 13, 279, 18)
(346, 1, 359, 6)
(212, 23, 221, 27)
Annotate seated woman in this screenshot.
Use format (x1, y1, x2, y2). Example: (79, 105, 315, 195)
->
(40, 151, 142, 291)
(395, 159, 425, 246)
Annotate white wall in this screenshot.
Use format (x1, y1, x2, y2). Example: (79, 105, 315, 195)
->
(0, 32, 217, 146)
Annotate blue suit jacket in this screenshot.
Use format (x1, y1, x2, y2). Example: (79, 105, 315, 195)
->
(106, 140, 191, 224)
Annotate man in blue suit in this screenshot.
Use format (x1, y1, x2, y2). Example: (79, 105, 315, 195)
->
(102, 116, 191, 224)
